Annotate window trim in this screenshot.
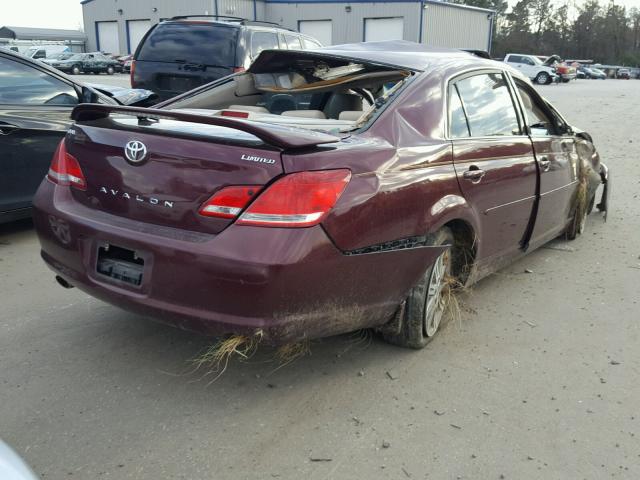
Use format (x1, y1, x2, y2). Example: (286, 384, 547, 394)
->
(445, 68, 527, 141)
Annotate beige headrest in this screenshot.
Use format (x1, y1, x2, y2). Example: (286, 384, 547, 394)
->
(281, 110, 327, 119)
(227, 105, 269, 113)
(520, 91, 533, 110)
(234, 75, 259, 96)
(338, 111, 363, 121)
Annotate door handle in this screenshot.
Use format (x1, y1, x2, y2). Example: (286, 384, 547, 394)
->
(0, 123, 20, 135)
(539, 156, 551, 172)
(462, 166, 486, 183)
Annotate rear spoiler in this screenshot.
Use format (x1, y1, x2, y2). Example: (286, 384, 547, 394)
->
(71, 104, 340, 150)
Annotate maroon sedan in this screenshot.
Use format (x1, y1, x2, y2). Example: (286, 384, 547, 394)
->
(32, 42, 609, 348)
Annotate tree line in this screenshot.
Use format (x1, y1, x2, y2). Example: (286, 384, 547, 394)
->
(451, 0, 640, 66)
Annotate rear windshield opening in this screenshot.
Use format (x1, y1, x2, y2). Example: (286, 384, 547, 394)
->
(166, 56, 413, 133)
(137, 22, 238, 67)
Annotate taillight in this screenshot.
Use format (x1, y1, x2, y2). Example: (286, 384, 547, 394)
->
(199, 185, 261, 218)
(233, 67, 246, 74)
(47, 140, 86, 190)
(237, 169, 351, 227)
(130, 59, 136, 87)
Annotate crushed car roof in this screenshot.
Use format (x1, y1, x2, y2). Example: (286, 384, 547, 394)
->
(250, 40, 485, 73)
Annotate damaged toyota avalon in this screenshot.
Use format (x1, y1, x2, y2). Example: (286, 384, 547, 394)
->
(32, 41, 610, 348)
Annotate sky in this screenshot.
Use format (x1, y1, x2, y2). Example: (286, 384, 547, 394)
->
(1, 0, 640, 30)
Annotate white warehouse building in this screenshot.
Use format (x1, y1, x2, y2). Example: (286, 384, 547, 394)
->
(81, 0, 494, 55)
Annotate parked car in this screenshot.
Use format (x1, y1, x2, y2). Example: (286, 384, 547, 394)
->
(0, 440, 38, 480)
(24, 45, 70, 60)
(117, 54, 133, 72)
(32, 41, 610, 349)
(504, 53, 557, 84)
(42, 52, 120, 75)
(0, 48, 156, 223)
(580, 66, 606, 79)
(131, 15, 322, 102)
(617, 68, 631, 79)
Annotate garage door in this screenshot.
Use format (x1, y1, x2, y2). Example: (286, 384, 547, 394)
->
(127, 19, 151, 54)
(299, 20, 332, 46)
(96, 21, 120, 55)
(364, 17, 404, 42)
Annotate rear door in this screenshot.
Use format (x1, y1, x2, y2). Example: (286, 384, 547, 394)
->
(133, 22, 239, 101)
(511, 78, 579, 247)
(449, 71, 538, 266)
(0, 54, 77, 215)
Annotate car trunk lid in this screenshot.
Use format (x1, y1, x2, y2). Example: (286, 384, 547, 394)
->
(67, 105, 340, 235)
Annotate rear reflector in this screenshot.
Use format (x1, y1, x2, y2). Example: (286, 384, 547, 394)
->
(199, 185, 261, 218)
(47, 140, 86, 190)
(221, 110, 249, 118)
(237, 169, 351, 227)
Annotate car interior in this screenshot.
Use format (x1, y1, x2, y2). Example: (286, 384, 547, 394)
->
(165, 60, 412, 132)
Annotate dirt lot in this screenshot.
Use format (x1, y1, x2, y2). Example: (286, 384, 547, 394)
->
(1, 79, 639, 480)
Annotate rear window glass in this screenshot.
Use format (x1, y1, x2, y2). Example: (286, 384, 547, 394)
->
(251, 32, 279, 58)
(284, 35, 302, 50)
(137, 23, 238, 66)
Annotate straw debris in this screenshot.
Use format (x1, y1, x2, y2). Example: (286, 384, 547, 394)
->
(192, 330, 263, 383)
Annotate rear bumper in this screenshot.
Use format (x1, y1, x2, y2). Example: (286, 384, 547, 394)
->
(33, 181, 443, 343)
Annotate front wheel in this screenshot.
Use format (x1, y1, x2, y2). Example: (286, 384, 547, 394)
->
(566, 193, 591, 240)
(535, 72, 551, 85)
(71, 65, 80, 75)
(382, 228, 454, 349)
(106, 66, 114, 75)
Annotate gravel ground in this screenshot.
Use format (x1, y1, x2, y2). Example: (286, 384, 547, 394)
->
(75, 72, 131, 88)
(1, 79, 639, 480)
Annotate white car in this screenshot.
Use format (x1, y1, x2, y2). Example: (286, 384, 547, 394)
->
(504, 53, 557, 84)
(0, 440, 38, 480)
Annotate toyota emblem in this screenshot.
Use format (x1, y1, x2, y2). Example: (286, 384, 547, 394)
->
(124, 140, 147, 164)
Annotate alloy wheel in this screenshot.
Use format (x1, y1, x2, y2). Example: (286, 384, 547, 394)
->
(424, 250, 449, 337)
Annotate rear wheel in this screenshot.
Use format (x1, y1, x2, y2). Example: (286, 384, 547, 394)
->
(535, 72, 550, 85)
(106, 66, 114, 75)
(382, 228, 454, 349)
(71, 65, 80, 75)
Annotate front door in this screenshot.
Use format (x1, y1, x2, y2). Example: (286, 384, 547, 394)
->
(0, 54, 77, 215)
(511, 80, 579, 247)
(449, 71, 538, 269)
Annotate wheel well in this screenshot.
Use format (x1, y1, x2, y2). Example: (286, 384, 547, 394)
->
(443, 219, 477, 284)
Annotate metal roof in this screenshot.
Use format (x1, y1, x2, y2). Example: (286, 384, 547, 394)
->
(0, 26, 87, 41)
(79, 0, 494, 13)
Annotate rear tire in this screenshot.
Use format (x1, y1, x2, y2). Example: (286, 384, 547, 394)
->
(382, 228, 455, 349)
(106, 66, 114, 75)
(71, 65, 80, 75)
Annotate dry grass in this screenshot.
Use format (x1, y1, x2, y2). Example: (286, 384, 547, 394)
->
(192, 330, 263, 384)
(273, 340, 312, 371)
(440, 274, 467, 330)
(575, 175, 589, 224)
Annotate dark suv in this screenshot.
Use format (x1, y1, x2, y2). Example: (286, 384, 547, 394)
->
(131, 16, 322, 102)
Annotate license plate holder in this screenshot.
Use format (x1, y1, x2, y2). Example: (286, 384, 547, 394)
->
(96, 244, 144, 287)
